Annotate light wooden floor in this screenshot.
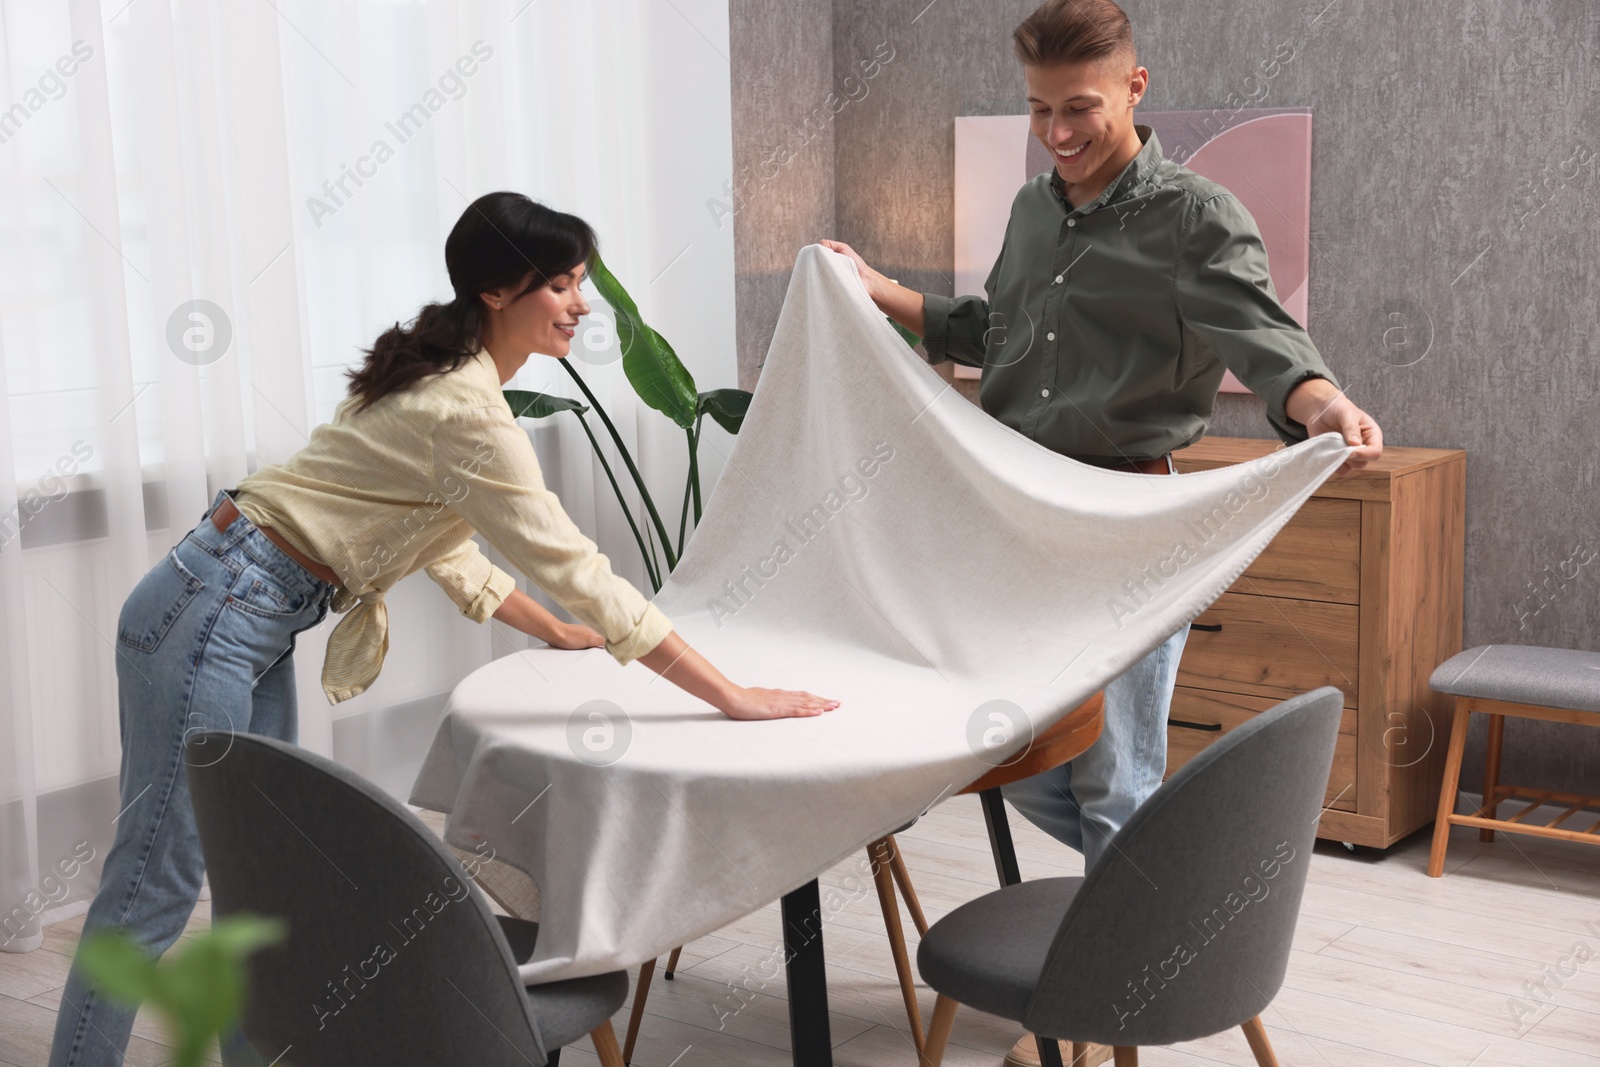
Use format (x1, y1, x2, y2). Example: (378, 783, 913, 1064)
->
(4, 794, 1599, 1066)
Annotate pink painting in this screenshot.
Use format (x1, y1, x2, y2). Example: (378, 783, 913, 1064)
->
(953, 108, 1313, 392)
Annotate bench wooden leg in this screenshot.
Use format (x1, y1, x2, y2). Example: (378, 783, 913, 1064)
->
(1428, 700, 1473, 877)
(1481, 713, 1505, 842)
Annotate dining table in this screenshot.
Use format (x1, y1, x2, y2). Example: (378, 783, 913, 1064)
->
(410, 242, 1350, 1063)
(412, 654, 1108, 1067)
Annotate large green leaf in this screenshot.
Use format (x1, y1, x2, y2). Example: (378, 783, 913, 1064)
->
(77, 931, 159, 1003)
(201, 913, 288, 958)
(586, 252, 698, 429)
(152, 940, 243, 1044)
(697, 388, 752, 435)
(503, 389, 589, 420)
(79, 915, 285, 1067)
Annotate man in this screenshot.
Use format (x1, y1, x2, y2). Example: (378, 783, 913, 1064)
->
(823, 1, 1382, 1063)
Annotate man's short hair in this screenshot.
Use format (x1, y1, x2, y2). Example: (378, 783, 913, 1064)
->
(1013, 0, 1137, 75)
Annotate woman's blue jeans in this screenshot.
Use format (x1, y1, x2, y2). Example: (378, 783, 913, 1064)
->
(49, 490, 335, 1067)
(1002, 624, 1191, 873)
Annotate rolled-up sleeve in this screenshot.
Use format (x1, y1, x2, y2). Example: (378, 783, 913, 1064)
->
(921, 232, 1008, 369)
(431, 404, 674, 664)
(1174, 192, 1340, 444)
(424, 535, 518, 623)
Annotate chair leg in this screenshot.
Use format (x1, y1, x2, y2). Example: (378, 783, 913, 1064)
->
(591, 1020, 625, 1067)
(1038, 1035, 1066, 1067)
(1480, 713, 1505, 842)
(1240, 1016, 1279, 1067)
(870, 838, 925, 1051)
(664, 945, 683, 978)
(1112, 1049, 1139, 1066)
(1070, 1044, 1091, 1065)
(1427, 701, 1473, 877)
(920, 995, 957, 1067)
(621, 956, 656, 1064)
(886, 835, 930, 936)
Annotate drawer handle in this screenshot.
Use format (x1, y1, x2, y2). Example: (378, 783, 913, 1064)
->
(1189, 622, 1223, 632)
(1169, 718, 1223, 732)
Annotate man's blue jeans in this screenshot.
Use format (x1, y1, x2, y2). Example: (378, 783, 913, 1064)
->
(49, 491, 334, 1067)
(1002, 624, 1190, 872)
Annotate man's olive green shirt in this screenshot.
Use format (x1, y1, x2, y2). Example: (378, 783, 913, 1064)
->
(921, 123, 1337, 459)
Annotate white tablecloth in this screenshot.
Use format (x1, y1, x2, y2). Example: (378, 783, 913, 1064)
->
(410, 244, 1351, 982)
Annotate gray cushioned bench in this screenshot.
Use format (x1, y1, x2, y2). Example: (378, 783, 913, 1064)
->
(1427, 644, 1600, 876)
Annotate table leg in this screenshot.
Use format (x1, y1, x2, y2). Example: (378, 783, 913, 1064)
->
(782, 879, 833, 1066)
(980, 787, 1022, 886)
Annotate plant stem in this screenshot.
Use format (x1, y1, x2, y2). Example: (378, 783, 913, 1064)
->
(574, 412, 661, 592)
(560, 360, 678, 572)
(644, 510, 661, 581)
(689, 415, 703, 525)
(676, 429, 694, 558)
(677, 417, 706, 558)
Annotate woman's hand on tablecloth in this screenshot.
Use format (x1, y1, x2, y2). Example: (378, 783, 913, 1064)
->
(639, 630, 840, 720)
(720, 686, 841, 720)
(492, 589, 605, 651)
(547, 621, 606, 651)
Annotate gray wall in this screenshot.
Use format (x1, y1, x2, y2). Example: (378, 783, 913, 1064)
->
(728, 0, 836, 388)
(731, 0, 1600, 798)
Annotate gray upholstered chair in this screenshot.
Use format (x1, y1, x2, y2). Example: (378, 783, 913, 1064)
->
(915, 686, 1344, 1067)
(184, 730, 627, 1067)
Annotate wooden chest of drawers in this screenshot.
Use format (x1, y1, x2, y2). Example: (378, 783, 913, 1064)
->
(1170, 436, 1466, 849)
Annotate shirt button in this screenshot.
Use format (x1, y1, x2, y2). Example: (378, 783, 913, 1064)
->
(1054, 275, 1064, 284)
(1041, 388, 1051, 398)
(1067, 218, 1077, 227)
(1046, 332, 1056, 341)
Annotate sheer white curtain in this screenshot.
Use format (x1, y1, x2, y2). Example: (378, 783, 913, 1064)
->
(0, 0, 736, 951)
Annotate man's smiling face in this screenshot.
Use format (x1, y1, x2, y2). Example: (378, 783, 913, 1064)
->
(1024, 55, 1148, 190)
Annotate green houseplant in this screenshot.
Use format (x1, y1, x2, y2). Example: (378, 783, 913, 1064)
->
(504, 253, 921, 590)
(76, 913, 286, 1067)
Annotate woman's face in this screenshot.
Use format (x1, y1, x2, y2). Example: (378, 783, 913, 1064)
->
(482, 263, 591, 358)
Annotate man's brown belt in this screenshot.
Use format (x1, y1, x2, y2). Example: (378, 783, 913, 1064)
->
(1067, 452, 1175, 475)
(211, 496, 341, 586)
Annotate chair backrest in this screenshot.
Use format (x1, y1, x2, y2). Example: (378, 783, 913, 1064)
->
(184, 731, 549, 1066)
(1022, 686, 1343, 1046)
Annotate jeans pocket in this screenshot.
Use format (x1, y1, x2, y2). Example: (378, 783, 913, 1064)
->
(226, 565, 311, 619)
(117, 551, 205, 653)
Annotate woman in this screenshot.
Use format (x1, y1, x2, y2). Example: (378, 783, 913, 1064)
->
(50, 191, 837, 1067)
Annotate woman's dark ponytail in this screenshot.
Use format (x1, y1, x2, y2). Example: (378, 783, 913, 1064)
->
(345, 192, 597, 413)
(346, 296, 483, 411)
